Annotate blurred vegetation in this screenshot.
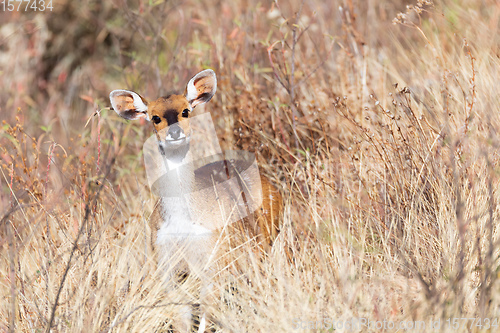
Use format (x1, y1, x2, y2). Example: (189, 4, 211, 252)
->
(1, 0, 500, 332)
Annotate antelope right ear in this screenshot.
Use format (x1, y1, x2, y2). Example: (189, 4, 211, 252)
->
(109, 90, 149, 120)
(185, 69, 217, 109)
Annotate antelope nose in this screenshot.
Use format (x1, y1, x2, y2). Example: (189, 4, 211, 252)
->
(168, 124, 182, 140)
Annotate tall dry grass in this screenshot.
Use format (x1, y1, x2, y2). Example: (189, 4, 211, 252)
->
(1, 0, 499, 332)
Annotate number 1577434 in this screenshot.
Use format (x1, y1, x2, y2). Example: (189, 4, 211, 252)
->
(1, 0, 53, 11)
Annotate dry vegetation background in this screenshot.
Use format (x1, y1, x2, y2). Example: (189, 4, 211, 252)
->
(1, 0, 500, 332)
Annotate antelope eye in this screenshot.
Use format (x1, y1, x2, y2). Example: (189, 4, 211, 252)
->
(182, 109, 189, 118)
(151, 115, 161, 124)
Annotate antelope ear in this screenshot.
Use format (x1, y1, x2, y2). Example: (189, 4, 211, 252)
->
(109, 90, 149, 120)
(185, 69, 217, 108)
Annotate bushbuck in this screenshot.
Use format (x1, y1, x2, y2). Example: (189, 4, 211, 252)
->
(109, 69, 281, 332)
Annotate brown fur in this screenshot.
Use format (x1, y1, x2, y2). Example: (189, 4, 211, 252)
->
(146, 94, 282, 249)
(110, 70, 282, 249)
(111, 70, 282, 332)
(150, 178, 282, 253)
(147, 95, 191, 134)
(112, 94, 136, 112)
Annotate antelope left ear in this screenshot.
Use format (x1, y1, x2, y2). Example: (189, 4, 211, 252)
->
(185, 69, 217, 108)
(109, 90, 149, 120)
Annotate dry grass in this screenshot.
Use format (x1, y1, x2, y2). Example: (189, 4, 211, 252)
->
(1, 0, 500, 332)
